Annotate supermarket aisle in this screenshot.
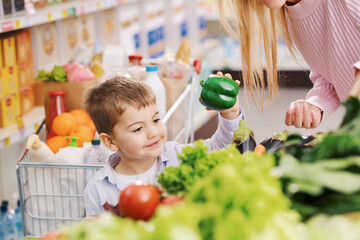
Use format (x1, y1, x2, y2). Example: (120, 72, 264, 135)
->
(196, 87, 345, 142)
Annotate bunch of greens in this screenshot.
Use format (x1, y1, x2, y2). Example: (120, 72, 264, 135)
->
(276, 97, 360, 220)
(157, 141, 221, 194)
(35, 65, 67, 82)
(58, 143, 304, 240)
(185, 146, 304, 240)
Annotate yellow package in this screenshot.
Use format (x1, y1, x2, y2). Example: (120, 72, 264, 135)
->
(5, 66, 19, 94)
(13, 92, 21, 117)
(18, 62, 27, 87)
(0, 68, 7, 98)
(20, 84, 35, 114)
(2, 37, 17, 67)
(0, 40, 3, 68)
(0, 95, 16, 128)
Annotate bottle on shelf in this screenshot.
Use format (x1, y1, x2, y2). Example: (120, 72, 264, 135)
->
(0, 202, 17, 240)
(14, 200, 23, 239)
(46, 90, 67, 139)
(144, 65, 166, 119)
(84, 139, 107, 184)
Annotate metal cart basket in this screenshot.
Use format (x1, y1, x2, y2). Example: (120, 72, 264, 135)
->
(16, 65, 201, 238)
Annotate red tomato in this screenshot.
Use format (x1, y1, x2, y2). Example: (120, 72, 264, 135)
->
(161, 195, 184, 206)
(118, 183, 161, 221)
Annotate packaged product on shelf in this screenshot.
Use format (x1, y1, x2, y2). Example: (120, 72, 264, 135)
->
(0, 38, 3, 67)
(197, 0, 208, 42)
(144, 0, 166, 58)
(13, 91, 21, 116)
(31, 0, 46, 9)
(0, 94, 16, 127)
(16, 29, 32, 64)
(0, 68, 6, 98)
(1, 0, 13, 17)
(77, 14, 96, 50)
(56, 18, 79, 65)
(19, 84, 35, 114)
(18, 62, 27, 86)
(166, 0, 188, 51)
(94, 8, 118, 46)
(118, 2, 142, 55)
(12, 0, 25, 15)
(3, 65, 19, 95)
(31, 22, 60, 71)
(2, 36, 16, 67)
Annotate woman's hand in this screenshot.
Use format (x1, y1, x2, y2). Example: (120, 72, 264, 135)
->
(349, 70, 360, 97)
(285, 100, 322, 129)
(206, 71, 241, 120)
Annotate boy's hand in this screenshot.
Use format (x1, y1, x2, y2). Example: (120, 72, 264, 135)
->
(205, 71, 241, 120)
(284, 100, 322, 129)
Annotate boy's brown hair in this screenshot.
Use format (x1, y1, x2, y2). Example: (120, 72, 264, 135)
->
(84, 77, 156, 135)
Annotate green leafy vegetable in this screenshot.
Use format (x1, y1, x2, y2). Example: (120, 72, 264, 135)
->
(35, 65, 67, 82)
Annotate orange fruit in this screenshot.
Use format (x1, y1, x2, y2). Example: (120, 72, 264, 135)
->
(85, 119, 96, 133)
(52, 113, 78, 136)
(46, 136, 68, 153)
(70, 109, 91, 126)
(69, 125, 94, 147)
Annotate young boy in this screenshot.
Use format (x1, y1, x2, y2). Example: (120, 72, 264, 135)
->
(83, 75, 244, 216)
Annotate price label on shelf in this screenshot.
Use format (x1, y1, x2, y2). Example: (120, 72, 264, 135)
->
(97, 3, 102, 10)
(62, 10, 68, 18)
(15, 20, 21, 29)
(34, 123, 40, 132)
(4, 138, 10, 147)
(1, 21, 14, 32)
(48, 13, 53, 21)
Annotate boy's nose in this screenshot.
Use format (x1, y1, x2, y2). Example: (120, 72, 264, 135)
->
(147, 126, 158, 138)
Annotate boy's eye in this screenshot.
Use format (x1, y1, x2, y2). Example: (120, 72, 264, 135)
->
(133, 127, 142, 132)
(154, 118, 161, 123)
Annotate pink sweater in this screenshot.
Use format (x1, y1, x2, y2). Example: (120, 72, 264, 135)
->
(285, 0, 360, 116)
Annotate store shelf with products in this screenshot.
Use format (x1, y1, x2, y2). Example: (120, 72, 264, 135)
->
(0, 0, 140, 33)
(0, 106, 44, 149)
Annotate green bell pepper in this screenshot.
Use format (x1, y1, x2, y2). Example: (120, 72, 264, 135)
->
(199, 74, 239, 110)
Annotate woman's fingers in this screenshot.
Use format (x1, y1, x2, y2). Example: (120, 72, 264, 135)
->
(224, 73, 232, 79)
(285, 107, 294, 126)
(311, 109, 321, 128)
(294, 104, 303, 128)
(303, 103, 312, 129)
(216, 71, 224, 76)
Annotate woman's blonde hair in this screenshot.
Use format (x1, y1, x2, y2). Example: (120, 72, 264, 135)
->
(215, 0, 296, 110)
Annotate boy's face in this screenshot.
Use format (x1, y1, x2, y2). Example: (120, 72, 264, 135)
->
(110, 104, 167, 162)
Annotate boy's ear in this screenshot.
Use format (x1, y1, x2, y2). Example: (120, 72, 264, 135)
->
(99, 133, 119, 152)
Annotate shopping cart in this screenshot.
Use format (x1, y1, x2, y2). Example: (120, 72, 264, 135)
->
(16, 61, 201, 238)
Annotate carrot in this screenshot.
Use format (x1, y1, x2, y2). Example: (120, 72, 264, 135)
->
(254, 144, 266, 156)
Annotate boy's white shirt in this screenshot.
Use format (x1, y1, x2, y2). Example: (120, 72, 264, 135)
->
(84, 109, 244, 216)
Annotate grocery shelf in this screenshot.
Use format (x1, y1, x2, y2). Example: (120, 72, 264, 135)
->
(0, 0, 139, 33)
(0, 106, 45, 149)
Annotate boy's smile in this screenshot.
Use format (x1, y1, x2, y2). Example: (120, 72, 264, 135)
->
(109, 103, 167, 174)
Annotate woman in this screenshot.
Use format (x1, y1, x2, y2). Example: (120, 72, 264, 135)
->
(215, 0, 360, 129)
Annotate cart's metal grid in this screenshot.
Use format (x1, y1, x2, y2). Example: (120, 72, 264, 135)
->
(16, 67, 200, 238)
